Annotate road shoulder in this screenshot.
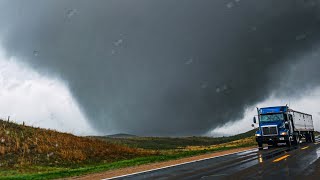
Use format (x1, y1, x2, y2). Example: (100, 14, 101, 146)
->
(67, 146, 255, 180)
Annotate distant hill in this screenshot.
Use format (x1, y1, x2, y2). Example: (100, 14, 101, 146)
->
(95, 128, 257, 150)
(228, 128, 257, 139)
(106, 133, 137, 138)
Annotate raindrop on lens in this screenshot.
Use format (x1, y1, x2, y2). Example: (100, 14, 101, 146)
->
(295, 34, 307, 41)
(33, 50, 39, 57)
(201, 82, 208, 89)
(185, 58, 193, 65)
(216, 87, 221, 93)
(114, 39, 123, 46)
(66, 9, 77, 18)
(226, 2, 234, 8)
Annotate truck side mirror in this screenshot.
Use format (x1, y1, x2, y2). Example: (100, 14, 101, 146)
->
(253, 117, 257, 124)
(284, 121, 289, 129)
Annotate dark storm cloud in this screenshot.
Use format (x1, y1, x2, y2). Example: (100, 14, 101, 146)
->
(0, 0, 320, 136)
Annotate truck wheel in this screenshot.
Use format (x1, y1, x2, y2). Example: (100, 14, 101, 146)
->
(286, 140, 291, 147)
(258, 142, 263, 150)
(273, 142, 278, 147)
(293, 135, 299, 145)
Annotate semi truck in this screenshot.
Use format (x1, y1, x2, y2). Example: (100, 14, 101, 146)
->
(253, 106, 315, 150)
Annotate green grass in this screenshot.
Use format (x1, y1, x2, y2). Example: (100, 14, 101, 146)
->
(93, 129, 257, 150)
(0, 143, 254, 180)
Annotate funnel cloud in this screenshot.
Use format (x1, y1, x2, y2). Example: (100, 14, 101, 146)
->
(0, 0, 320, 135)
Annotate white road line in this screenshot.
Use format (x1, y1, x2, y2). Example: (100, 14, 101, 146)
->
(102, 148, 257, 180)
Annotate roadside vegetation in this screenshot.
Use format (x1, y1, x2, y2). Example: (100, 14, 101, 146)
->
(0, 119, 154, 179)
(0, 119, 256, 179)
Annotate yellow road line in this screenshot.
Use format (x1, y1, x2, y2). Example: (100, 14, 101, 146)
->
(314, 142, 319, 145)
(301, 146, 309, 150)
(273, 155, 290, 162)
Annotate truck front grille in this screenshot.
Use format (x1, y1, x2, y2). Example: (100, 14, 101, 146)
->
(262, 126, 278, 136)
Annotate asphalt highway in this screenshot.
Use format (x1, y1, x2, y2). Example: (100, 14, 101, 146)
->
(107, 136, 320, 180)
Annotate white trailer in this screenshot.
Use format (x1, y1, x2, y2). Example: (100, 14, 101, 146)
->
(288, 109, 315, 143)
(289, 109, 314, 131)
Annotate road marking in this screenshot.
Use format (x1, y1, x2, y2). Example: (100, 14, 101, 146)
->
(201, 174, 227, 178)
(301, 146, 309, 150)
(273, 155, 290, 162)
(102, 148, 257, 180)
(314, 142, 319, 145)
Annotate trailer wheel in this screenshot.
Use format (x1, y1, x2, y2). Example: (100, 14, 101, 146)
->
(305, 132, 311, 142)
(309, 133, 313, 142)
(306, 133, 311, 143)
(311, 132, 316, 143)
(306, 132, 313, 143)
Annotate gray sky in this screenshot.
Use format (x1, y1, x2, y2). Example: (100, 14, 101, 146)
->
(0, 0, 320, 136)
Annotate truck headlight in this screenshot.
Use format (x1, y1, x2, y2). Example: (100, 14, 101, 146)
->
(255, 134, 261, 137)
(281, 132, 287, 135)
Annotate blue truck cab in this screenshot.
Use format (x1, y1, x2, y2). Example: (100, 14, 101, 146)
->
(254, 106, 292, 149)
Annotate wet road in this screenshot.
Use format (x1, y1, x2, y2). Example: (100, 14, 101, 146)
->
(108, 136, 320, 180)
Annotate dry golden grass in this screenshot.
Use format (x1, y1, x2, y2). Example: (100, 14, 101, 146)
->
(184, 136, 256, 151)
(0, 119, 155, 168)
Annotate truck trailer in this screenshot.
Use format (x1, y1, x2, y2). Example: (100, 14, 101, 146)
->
(253, 106, 315, 150)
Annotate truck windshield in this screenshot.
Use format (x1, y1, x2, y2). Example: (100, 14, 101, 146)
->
(260, 114, 284, 123)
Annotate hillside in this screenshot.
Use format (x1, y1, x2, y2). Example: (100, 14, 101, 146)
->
(0, 119, 154, 168)
(106, 133, 137, 138)
(0, 119, 256, 179)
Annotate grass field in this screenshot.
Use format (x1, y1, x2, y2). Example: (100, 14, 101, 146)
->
(0, 119, 256, 179)
(93, 129, 256, 150)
